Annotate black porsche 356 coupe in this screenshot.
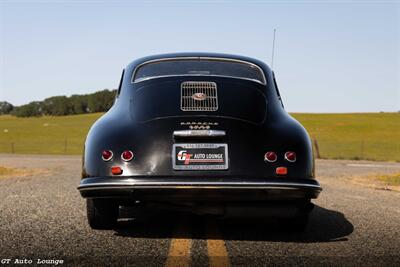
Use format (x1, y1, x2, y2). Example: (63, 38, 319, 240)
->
(78, 53, 322, 230)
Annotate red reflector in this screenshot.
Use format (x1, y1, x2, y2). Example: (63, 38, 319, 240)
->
(102, 150, 113, 161)
(111, 166, 123, 175)
(285, 151, 296, 162)
(276, 167, 287, 175)
(121, 150, 134, 162)
(264, 151, 277, 162)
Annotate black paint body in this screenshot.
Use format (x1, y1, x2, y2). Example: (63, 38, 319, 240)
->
(78, 53, 321, 207)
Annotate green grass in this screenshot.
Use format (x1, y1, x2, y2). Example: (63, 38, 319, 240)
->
(0, 112, 399, 161)
(291, 113, 400, 162)
(0, 113, 101, 155)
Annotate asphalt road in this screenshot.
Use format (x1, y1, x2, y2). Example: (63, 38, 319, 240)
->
(1, 154, 400, 266)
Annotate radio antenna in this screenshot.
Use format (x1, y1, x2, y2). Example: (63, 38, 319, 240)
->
(271, 28, 276, 69)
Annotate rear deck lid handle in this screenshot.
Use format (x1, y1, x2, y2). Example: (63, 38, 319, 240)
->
(173, 130, 226, 138)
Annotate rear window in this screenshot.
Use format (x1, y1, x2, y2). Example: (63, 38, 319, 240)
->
(132, 58, 266, 84)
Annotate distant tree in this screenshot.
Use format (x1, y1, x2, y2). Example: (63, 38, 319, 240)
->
(0, 101, 14, 114)
(9, 89, 116, 117)
(87, 89, 115, 113)
(42, 96, 72, 116)
(70, 94, 89, 114)
(12, 101, 43, 117)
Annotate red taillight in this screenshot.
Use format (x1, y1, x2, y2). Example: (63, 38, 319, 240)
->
(121, 150, 134, 162)
(111, 166, 123, 175)
(285, 151, 296, 162)
(264, 151, 277, 162)
(276, 167, 287, 175)
(102, 150, 113, 161)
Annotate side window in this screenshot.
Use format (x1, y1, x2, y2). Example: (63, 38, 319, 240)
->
(116, 69, 125, 97)
(272, 72, 284, 108)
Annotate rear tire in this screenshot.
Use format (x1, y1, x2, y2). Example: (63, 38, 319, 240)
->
(86, 199, 119, 230)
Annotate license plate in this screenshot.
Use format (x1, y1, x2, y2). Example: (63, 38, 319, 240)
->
(173, 143, 228, 170)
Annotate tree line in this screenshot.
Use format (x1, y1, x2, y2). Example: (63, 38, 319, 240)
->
(0, 89, 116, 117)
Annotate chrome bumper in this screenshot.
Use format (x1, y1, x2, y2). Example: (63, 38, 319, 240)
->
(78, 177, 322, 200)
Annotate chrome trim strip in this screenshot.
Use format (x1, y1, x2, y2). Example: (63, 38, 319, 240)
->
(78, 181, 322, 191)
(131, 57, 267, 85)
(173, 130, 226, 137)
(80, 185, 302, 190)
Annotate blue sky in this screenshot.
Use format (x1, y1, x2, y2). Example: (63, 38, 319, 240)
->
(0, 1, 399, 112)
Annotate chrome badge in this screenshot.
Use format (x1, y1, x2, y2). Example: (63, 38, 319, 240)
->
(192, 92, 207, 101)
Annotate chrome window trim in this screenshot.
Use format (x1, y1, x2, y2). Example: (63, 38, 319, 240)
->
(130, 57, 267, 85)
(135, 74, 264, 85)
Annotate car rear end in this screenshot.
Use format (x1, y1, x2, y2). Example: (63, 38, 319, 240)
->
(78, 55, 321, 230)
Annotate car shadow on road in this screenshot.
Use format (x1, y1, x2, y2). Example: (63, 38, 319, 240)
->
(114, 205, 353, 243)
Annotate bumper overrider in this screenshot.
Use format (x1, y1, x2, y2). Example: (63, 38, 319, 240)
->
(78, 177, 322, 201)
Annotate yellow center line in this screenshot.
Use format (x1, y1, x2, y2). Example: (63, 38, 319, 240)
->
(206, 220, 230, 267)
(165, 218, 192, 267)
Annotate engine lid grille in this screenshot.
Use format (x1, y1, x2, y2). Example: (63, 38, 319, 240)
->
(181, 81, 218, 111)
